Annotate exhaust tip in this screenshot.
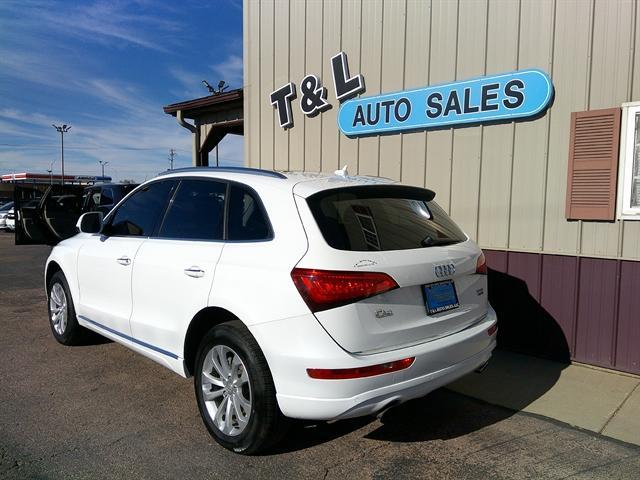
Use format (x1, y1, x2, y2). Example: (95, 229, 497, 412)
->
(475, 361, 490, 374)
(376, 399, 402, 418)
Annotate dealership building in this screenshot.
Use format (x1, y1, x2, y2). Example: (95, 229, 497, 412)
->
(164, 0, 640, 376)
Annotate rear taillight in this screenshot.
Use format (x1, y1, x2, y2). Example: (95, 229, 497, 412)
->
(307, 357, 415, 380)
(476, 251, 487, 275)
(291, 268, 399, 313)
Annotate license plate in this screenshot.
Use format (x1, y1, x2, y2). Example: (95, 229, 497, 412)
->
(423, 280, 459, 315)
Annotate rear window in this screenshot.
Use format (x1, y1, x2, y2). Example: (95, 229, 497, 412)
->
(307, 186, 467, 251)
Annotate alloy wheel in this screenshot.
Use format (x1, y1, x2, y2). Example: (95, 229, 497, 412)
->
(49, 283, 67, 335)
(201, 345, 252, 436)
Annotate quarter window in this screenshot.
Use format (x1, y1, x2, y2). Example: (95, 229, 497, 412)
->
(158, 179, 226, 240)
(227, 184, 271, 241)
(108, 181, 174, 236)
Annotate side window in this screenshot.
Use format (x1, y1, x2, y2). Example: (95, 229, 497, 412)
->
(108, 181, 174, 237)
(158, 179, 226, 240)
(227, 184, 271, 241)
(99, 188, 114, 206)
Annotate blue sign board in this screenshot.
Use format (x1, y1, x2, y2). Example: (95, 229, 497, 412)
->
(337, 69, 553, 137)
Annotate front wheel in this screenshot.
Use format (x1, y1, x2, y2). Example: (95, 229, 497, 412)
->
(194, 321, 289, 454)
(47, 271, 86, 345)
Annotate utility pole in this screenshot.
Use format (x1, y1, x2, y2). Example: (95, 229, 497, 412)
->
(168, 148, 176, 170)
(52, 124, 71, 185)
(98, 160, 109, 178)
(216, 145, 219, 167)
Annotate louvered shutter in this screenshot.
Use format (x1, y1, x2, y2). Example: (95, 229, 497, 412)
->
(566, 108, 621, 220)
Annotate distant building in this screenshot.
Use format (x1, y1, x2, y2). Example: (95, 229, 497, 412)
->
(1, 172, 111, 185)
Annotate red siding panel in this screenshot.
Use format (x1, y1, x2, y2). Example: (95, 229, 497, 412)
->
(615, 261, 640, 375)
(540, 255, 579, 358)
(575, 258, 618, 368)
(483, 249, 508, 273)
(507, 252, 541, 301)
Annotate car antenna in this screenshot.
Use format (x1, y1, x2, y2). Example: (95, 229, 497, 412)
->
(334, 165, 349, 177)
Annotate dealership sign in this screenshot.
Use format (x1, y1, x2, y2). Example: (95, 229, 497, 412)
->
(270, 52, 553, 136)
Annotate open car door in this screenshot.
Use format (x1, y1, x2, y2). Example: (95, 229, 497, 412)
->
(15, 184, 85, 245)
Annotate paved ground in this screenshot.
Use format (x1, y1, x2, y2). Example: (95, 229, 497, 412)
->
(1, 232, 639, 479)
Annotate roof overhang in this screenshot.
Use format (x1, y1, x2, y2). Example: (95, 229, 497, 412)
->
(163, 89, 243, 120)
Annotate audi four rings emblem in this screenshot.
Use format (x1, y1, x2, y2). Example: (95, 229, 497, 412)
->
(434, 263, 456, 278)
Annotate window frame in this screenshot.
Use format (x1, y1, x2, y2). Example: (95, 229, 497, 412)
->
(102, 179, 177, 238)
(135, 177, 274, 243)
(155, 178, 229, 242)
(618, 101, 640, 219)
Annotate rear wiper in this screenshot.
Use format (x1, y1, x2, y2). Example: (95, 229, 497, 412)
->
(421, 236, 458, 247)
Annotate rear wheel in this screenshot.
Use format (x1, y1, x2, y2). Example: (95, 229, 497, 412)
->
(47, 271, 85, 345)
(194, 321, 288, 454)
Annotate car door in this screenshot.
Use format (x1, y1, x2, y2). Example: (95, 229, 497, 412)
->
(76, 180, 176, 336)
(14, 184, 85, 245)
(129, 178, 228, 358)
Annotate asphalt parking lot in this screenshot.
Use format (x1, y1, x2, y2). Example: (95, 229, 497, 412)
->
(1, 232, 640, 479)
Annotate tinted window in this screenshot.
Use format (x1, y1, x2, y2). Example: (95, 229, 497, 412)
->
(108, 181, 174, 236)
(158, 179, 226, 240)
(307, 186, 467, 251)
(227, 184, 271, 241)
(100, 188, 114, 206)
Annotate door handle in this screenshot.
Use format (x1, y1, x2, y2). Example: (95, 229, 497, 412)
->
(117, 256, 131, 266)
(184, 266, 205, 278)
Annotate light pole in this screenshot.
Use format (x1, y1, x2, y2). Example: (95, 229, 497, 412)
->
(98, 160, 109, 178)
(52, 124, 71, 185)
(48, 160, 56, 185)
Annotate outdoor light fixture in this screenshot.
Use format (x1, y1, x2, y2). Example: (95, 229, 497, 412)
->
(202, 80, 216, 94)
(202, 79, 228, 96)
(52, 124, 71, 185)
(98, 160, 109, 178)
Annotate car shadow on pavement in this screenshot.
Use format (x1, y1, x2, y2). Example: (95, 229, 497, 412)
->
(367, 389, 524, 443)
(75, 330, 113, 346)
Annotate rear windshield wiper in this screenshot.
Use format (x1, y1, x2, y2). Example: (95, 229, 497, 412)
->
(421, 236, 458, 247)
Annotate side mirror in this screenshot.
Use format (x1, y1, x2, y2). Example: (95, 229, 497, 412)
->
(76, 212, 103, 234)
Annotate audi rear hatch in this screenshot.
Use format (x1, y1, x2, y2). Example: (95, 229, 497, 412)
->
(292, 183, 489, 354)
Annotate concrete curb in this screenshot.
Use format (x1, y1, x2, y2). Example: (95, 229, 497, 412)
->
(447, 350, 640, 446)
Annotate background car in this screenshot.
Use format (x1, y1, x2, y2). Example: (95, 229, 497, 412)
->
(5, 207, 15, 231)
(13, 183, 138, 245)
(0, 201, 14, 230)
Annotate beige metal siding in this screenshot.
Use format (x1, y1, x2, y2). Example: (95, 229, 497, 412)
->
(244, 0, 640, 261)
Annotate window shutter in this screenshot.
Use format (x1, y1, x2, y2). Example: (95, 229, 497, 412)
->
(566, 108, 621, 221)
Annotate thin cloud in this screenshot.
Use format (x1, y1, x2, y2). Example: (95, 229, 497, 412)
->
(212, 55, 243, 89)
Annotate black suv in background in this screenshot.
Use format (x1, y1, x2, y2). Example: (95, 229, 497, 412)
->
(14, 183, 138, 245)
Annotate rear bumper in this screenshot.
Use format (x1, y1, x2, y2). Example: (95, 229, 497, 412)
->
(250, 306, 497, 421)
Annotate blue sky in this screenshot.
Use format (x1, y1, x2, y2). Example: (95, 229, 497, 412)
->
(0, 0, 244, 182)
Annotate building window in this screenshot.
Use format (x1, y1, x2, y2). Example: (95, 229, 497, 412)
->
(619, 102, 640, 219)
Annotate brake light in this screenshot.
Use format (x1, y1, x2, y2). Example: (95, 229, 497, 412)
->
(307, 357, 415, 380)
(291, 268, 399, 313)
(476, 252, 487, 275)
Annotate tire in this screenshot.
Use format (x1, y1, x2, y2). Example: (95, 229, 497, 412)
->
(194, 320, 289, 454)
(47, 271, 85, 345)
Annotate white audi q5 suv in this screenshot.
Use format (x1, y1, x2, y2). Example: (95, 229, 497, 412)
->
(44, 167, 497, 454)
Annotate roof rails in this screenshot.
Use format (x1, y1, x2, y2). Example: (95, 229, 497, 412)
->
(157, 166, 287, 180)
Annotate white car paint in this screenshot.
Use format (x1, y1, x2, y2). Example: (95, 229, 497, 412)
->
(45, 168, 497, 421)
(5, 208, 15, 231)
